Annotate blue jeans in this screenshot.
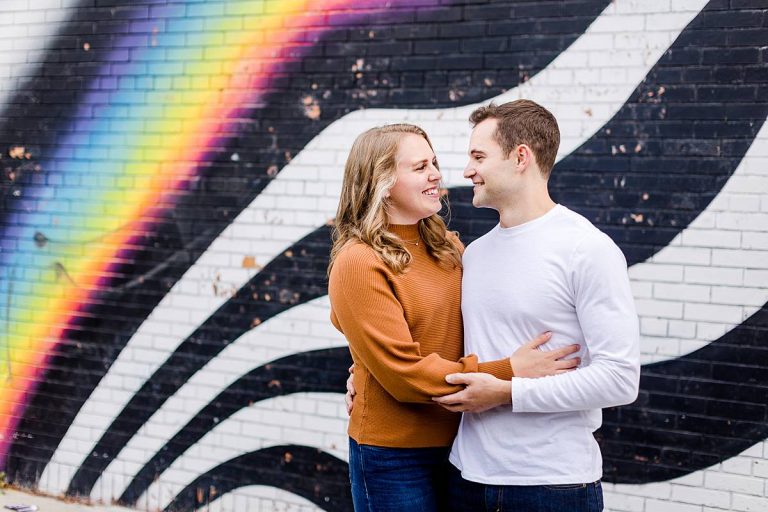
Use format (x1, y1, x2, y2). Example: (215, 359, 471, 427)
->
(348, 438, 450, 512)
(447, 464, 604, 512)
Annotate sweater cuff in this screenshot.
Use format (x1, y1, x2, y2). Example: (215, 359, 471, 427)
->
(477, 358, 513, 380)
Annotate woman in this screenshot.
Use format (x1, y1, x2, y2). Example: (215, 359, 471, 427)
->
(328, 124, 577, 511)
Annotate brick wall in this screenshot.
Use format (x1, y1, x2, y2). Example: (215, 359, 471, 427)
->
(0, 0, 766, 510)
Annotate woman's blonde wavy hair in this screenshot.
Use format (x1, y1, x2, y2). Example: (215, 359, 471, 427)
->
(328, 123, 462, 275)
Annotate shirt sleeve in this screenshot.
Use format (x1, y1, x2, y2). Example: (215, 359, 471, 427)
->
(511, 233, 640, 413)
(329, 245, 510, 404)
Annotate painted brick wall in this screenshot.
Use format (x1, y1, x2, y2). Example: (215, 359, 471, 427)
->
(0, 0, 766, 511)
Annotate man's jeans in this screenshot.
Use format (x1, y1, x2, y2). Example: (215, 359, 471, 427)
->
(447, 464, 604, 512)
(348, 438, 450, 512)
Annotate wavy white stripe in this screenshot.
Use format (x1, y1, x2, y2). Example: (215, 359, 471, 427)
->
(89, 297, 345, 502)
(137, 392, 348, 512)
(41, 0, 707, 494)
(195, 485, 321, 512)
(603, 441, 768, 512)
(629, 120, 768, 363)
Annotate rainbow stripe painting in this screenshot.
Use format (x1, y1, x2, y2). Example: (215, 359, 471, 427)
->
(0, 0, 438, 465)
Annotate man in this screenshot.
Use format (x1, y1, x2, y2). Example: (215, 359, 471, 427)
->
(431, 99, 640, 511)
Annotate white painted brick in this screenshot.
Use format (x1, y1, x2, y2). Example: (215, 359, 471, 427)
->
(11, 37, 46, 51)
(556, 50, 589, 69)
(732, 493, 768, 511)
(0, 24, 26, 38)
(643, 498, 701, 512)
(653, 246, 711, 265)
(679, 339, 710, 354)
(705, 472, 764, 495)
(682, 229, 741, 249)
(636, 299, 684, 319)
(675, 471, 705, 486)
(711, 286, 767, 307)
(592, 14, 646, 32)
(614, 30, 670, 51)
(630, 264, 684, 282)
(645, 12, 700, 31)
(631, 280, 653, 298)
(727, 194, 763, 213)
(668, 320, 696, 339)
(694, 210, 717, 228)
(716, 212, 768, 231)
(712, 249, 768, 269)
(654, 283, 710, 302)
(614, 482, 672, 499)
(572, 33, 614, 50)
(604, 491, 645, 512)
(684, 266, 743, 286)
(745, 269, 768, 287)
(725, 175, 768, 194)
(1, 0, 28, 11)
(599, 67, 630, 85)
(706, 193, 730, 212)
(640, 336, 682, 357)
(27, 0, 60, 8)
(671, 485, 730, 508)
(670, 0, 711, 10)
(319, 196, 341, 211)
(641, 317, 668, 336)
(743, 232, 768, 250)
(696, 322, 729, 342)
(302, 415, 345, 435)
(753, 460, 768, 479)
(684, 303, 744, 323)
(748, 443, 766, 458)
(722, 456, 756, 476)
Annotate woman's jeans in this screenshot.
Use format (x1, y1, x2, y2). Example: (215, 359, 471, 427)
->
(348, 438, 450, 512)
(447, 464, 604, 512)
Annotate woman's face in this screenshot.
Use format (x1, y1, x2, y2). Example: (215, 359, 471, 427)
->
(386, 133, 442, 225)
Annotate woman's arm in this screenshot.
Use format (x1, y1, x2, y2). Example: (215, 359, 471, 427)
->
(329, 245, 488, 403)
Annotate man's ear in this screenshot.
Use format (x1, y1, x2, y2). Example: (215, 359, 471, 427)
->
(513, 144, 533, 169)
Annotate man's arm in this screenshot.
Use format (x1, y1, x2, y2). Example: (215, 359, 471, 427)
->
(435, 233, 640, 413)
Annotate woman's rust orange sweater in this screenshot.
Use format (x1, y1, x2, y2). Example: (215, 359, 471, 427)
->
(329, 224, 513, 448)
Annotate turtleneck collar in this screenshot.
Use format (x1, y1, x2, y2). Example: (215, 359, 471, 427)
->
(388, 222, 422, 242)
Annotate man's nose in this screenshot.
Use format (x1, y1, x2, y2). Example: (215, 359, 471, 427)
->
(463, 164, 474, 178)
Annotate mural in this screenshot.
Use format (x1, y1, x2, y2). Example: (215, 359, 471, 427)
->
(0, 0, 765, 510)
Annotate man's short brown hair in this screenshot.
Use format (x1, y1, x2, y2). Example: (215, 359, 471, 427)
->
(469, 99, 560, 177)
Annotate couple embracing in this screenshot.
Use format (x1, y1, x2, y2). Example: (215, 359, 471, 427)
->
(328, 99, 640, 512)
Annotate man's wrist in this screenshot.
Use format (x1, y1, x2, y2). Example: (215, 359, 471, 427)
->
(497, 378, 512, 407)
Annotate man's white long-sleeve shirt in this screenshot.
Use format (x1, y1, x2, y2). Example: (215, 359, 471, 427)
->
(449, 205, 640, 485)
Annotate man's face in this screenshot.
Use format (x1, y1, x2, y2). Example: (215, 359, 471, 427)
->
(463, 118, 517, 210)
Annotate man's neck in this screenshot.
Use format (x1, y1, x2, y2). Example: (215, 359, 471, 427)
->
(497, 193, 556, 228)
